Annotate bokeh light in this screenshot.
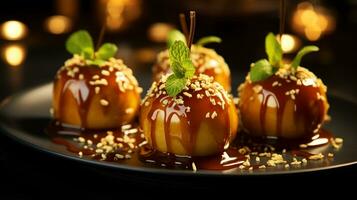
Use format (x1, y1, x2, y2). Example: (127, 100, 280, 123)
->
(2, 44, 27, 66)
(148, 23, 174, 42)
(292, 2, 335, 41)
(1, 21, 27, 40)
(277, 34, 301, 53)
(98, 0, 142, 32)
(45, 15, 72, 34)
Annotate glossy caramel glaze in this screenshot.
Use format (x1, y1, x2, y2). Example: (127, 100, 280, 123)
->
(140, 74, 238, 156)
(47, 121, 336, 171)
(238, 66, 329, 139)
(47, 121, 145, 161)
(152, 45, 231, 91)
(139, 146, 246, 170)
(52, 56, 142, 129)
(140, 129, 334, 170)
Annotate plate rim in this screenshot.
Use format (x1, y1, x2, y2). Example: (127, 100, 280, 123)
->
(0, 83, 357, 177)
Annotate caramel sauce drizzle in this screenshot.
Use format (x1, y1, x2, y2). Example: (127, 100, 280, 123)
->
(243, 74, 327, 138)
(54, 62, 139, 129)
(145, 81, 231, 155)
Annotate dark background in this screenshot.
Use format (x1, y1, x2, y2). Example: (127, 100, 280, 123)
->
(0, 0, 356, 196)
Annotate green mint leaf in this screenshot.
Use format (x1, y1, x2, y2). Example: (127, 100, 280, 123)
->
(169, 40, 190, 63)
(165, 74, 187, 97)
(250, 59, 276, 82)
(86, 59, 106, 66)
(265, 32, 282, 67)
(166, 40, 195, 96)
(95, 43, 118, 60)
(171, 61, 186, 78)
(196, 36, 222, 46)
(66, 30, 94, 59)
(82, 47, 94, 59)
(291, 45, 319, 71)
(182, 59, 195, 78)
(167, 30, 186, 48)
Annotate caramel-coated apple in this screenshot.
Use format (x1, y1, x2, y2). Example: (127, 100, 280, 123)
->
(53, 56, 142, 129)
(238, 66, 329, 139)
(238, 33, 329, 139)
(140, 74, 238, 156)
(153, 45, 231, 91)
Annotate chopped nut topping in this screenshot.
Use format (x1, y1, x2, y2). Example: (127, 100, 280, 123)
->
(192, 162, 197, 172)
(205, 112, 210, 118)
(309, 153, 324, 160)
(100, 99, 109, 106)
(299, 144, 308, 148)
(183, 92, 192, 98)
(101, 70, 110, 76)
(211, 111, 217, 119)
(335, 138, 343, 144)
(78, 137, 85, 143)
(255, 157, 260, 162)
(90, 79, 108, 86)
(252, 85, 262, 93)
(95, 87, 100, 94)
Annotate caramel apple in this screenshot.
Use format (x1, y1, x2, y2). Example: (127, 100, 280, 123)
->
(152, 11, 231, 91)
(141, 74, 238, 156)
(52, 30, 141, 129)
(140, 38, 238, 156)
(238, 33, 329, 139)
(153, 44, 231, 91)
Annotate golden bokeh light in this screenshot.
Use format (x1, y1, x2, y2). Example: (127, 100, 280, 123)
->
(98, 0, 141, 32)
(277, 34, 300, 53)
(304, 26, 322, 41)
(45, 15, 72, 34)
(148, 23, 174, 42)
(135, 48, 157, 63)
(292, 2, 335, 41)
(2, 44, 26, 66)
(1, 21, 27, 40)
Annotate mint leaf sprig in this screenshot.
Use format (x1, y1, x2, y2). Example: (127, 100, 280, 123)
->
(65, 30, 118, 66)
(165, 40, 195, 96)
(249, 32, 319, 83)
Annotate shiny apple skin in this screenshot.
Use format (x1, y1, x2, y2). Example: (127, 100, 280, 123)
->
(140, 74, 238, 156)
(53, 57, 141, 129)
(238, 66, 329, 139)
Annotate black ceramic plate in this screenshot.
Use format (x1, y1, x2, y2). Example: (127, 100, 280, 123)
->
(0, 83, 356, 176)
